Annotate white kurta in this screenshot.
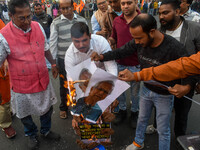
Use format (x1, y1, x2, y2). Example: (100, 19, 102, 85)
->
(11, 81, 57, 119)
(0, 23, 58, 119)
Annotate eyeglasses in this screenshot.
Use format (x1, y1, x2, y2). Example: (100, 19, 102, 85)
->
(60, 6, 73, 11)
(97, 1, 107, 5)
(15, 14, 32, 22)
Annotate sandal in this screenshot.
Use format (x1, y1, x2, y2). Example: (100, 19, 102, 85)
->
(60, 111, 67, 119)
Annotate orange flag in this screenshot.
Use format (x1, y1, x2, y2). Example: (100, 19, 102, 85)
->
(76, 0, 85, 13)
(141, 0, 144, 9)
(73, 2, 78, 11)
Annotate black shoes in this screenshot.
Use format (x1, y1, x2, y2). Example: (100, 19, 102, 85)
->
(42, 131, 61, 141)
(130, 111, 139, 129)
(27, 136, 39, 150)
(27, 131, 60, 150)
(113, 109, 127, 125)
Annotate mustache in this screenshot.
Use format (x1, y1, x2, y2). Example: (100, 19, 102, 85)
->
(79, 47, 86, 50)
(160, 19, 167, 23)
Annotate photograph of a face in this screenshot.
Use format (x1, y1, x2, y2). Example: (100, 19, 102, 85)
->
(68, 59, 130, 123)
(67, 59, 97, 100)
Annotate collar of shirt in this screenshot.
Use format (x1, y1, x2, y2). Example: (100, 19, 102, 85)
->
(183, 8, 192, 18)
(12, 21, 31, 33)
(183, 8, 200, 17)
(119, 13, 125, 19)
(119, 13, 135, 24)
(73, 39, 94, 55)
(61, 13, 77, 20)
(113, 10, 122, 16)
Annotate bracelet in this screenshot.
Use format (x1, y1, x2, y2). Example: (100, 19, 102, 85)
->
(51, 64, 56, 67)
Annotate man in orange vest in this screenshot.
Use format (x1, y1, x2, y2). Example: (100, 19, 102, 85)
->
(0, 19, 16, 139)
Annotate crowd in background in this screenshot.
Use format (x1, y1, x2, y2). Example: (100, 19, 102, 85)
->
(0, 0, 200, 150)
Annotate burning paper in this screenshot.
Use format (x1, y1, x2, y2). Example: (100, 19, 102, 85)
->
(66, 59, 97, 101)
(71, 68, 130, 123)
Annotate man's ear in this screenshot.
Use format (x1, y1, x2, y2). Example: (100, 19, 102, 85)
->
(149, 29, 156, 37)
(89, 33, 91, 39)
(8, 12, 13, 19)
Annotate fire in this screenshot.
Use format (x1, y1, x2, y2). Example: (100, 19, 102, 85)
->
(64, 80, 76, 106)
(89, 134, 98, 141)
(60, 74, 77, 107)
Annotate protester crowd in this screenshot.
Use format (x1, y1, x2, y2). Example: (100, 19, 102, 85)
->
(0, 0, 200, 150)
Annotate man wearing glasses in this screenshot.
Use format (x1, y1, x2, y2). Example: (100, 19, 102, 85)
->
(91, 0, 109, 37)
(0, 0, 60, 149)
(50, 0, 87, 120)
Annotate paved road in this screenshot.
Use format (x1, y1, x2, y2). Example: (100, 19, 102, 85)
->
(1, 16, 200, 150)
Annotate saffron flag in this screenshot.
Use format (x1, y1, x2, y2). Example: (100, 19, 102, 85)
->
(73, 2, 78, 11)
(76, 0, 85, 13)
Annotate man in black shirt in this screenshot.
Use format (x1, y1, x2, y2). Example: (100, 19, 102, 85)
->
(32, 3, 52, 40)
(159, 0, 200, 139)
(91, 14, 192, 150)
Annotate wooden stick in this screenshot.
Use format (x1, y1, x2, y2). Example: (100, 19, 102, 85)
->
(73, 80, 88, 84)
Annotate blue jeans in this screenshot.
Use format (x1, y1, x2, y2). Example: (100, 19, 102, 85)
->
(135, 86, 173, 150)
(21, 106, 53, 137)
(117, 64, 140, 112)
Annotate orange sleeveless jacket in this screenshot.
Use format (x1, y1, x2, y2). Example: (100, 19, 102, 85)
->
(0, 19, 10, 105)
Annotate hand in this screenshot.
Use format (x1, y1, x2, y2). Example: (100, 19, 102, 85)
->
(72, 118, 79, 128)
(102, 111, 115, 122)
(51, 66, 58, 79)
(90, 52, 103, 61)
(108, 37, 116, 49)
(96, 28, 108, 37)
(3, 60, 8, 75)
(101, 28, 108, 37)
(100, 128, 114, 136)
(96, 116, 102, 124)
(111, 99, 119, 112)
(118, 69, 135, 81)
(168, 84, 191, 98)
(72, 118, 82, 136)
(195, 82, 200, 94)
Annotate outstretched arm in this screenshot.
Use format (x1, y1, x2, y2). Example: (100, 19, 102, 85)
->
(118, 52, 200, 82)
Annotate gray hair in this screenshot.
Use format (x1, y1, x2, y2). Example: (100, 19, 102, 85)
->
(93, 80, 115, 95)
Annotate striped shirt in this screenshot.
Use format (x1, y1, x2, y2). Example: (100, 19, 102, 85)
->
(50, 14, 87, 59)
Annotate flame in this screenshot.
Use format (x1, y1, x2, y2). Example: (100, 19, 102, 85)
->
(89, 134, 98, 141)
(63, 77, 77, 106)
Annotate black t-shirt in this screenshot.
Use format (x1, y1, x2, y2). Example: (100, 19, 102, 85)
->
(103, 34, 189, 95)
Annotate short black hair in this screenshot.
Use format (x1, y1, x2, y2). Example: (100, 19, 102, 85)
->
(34, 2, 42, 7)
(9, 0, 30, 15)
(130, 14, 157, 34)
(161, 0, 181, 10)
(186, 0, 193, 5)
(71, 22, 90, 38)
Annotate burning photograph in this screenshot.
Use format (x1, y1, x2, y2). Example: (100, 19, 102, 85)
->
(66, 59, 97, 101)
(71, 80, 114, 122)
(67, 62, 129, 149)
